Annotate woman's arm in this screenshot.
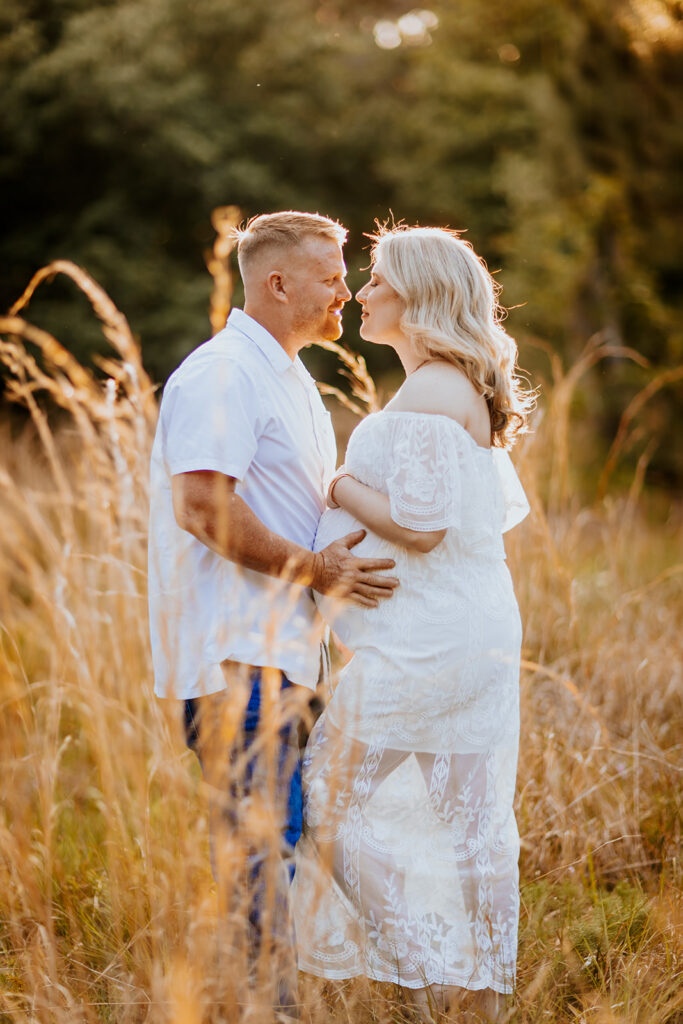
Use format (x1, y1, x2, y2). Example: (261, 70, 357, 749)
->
(330, 475, 446, 554)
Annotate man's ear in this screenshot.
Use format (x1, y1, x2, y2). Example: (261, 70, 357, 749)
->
(266, 271, 288, 304)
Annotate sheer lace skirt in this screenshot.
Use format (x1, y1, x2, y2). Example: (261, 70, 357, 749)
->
(293, 701, 520, 992)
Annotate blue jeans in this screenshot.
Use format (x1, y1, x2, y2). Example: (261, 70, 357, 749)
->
(184, 669, 303, 869)
(185, 667, 305, 1011)
(184, 667, 303, 1011)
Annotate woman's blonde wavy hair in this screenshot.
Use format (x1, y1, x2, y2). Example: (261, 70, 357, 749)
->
(371, 225, 534, 448)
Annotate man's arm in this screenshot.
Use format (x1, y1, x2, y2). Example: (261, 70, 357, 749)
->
(330, 475, 446, 554)
(172, 470, 399, 608)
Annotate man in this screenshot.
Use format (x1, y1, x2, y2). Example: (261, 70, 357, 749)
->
(147, 211, 398, 1014)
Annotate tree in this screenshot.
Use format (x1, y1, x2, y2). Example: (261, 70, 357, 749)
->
(2, 0, 681, 484)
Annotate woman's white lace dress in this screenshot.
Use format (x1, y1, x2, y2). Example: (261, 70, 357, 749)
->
(292, 411, 529, 994)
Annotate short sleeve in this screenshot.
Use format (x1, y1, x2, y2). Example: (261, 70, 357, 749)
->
(385, 416, 462, 532)
(161, 356, 261, 481)
(492, 448, 530, 533)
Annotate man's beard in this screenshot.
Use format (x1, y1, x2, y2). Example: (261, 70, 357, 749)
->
(294, 306, 343, 342)
(321, 311, 343, 341)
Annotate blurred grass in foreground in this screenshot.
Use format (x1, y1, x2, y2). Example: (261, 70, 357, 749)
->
(0, 263, 681, 1023)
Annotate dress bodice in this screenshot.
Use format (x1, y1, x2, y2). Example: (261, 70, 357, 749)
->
(315, 410, 529, 565)
(313, 411, 529, 660)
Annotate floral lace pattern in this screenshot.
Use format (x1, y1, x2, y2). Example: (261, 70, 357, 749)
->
(292, 412, 528, 993)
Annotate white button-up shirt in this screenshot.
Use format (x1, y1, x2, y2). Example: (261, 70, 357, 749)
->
(148, 309, 337, 699)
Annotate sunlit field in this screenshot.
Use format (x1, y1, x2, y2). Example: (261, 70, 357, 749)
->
(0, 262, 681, 1024)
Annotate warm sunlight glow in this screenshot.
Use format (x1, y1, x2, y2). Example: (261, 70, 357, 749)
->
(373, 8, 439, 49)
(373, 19, 402, 49)
(624, 0, 683, 54)
(498, 42, 521, 63)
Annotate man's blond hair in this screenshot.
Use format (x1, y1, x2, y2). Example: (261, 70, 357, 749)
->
(234, 211, 347, 273)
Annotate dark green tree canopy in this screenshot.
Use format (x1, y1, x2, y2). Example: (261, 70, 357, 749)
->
(2, 0, 682, 483)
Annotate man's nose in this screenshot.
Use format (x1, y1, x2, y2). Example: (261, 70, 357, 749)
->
(339, 281, 352, 302)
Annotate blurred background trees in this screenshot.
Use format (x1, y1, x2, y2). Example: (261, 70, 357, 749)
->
(2, 0, 682, 488)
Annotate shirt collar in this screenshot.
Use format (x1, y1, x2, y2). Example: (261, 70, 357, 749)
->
(226, 308, 294, 376)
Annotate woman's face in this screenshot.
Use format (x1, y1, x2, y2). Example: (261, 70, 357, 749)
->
(356, 259, 405, 346)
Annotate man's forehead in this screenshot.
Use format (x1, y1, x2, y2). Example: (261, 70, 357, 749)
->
(293, 235, 345, 270)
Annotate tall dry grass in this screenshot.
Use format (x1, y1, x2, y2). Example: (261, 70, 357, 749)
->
(0, 260, 681, 1024)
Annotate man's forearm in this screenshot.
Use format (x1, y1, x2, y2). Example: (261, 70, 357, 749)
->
(172, 469, 399, 605)
(182, 490, 319, 585)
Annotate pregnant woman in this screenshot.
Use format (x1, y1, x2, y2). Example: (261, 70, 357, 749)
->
(292, 226, 533, 1022)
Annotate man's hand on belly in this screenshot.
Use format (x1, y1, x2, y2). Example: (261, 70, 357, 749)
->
(172, 471, 399, 604)
(311, 530, 399, 608)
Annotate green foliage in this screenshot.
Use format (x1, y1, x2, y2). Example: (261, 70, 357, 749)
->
(1, 0, 682, 481)
(569, 881, 649, 982)
(517, 877, 665, 1019)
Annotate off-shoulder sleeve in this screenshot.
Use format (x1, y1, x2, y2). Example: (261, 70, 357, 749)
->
(385, 416, 463, 532)
(492, 448, 530, 533)
(383, 415, 530, 537)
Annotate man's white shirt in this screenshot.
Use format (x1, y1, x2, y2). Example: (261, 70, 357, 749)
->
(148, 309, 337, 699)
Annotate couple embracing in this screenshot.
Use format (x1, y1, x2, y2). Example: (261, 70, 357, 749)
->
(148, 211, 532, 1022)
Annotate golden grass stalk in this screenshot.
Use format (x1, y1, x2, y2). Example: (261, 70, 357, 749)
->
(312, 338, 381, 417)
(596, 365, 683, 500)
(205, 206, 242, 337)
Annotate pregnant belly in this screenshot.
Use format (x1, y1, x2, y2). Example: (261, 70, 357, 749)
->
(314, 507, 393, 558)
(313, 507, 396, 647)
(314, 510, 521, 660)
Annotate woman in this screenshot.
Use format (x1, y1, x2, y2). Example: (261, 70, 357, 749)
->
(292, 226, 533, 1022)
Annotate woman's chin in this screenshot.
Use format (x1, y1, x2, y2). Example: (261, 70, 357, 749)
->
(359, 321, 375, 342)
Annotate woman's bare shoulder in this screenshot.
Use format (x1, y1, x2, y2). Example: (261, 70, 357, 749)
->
(390, 362, 479, 420)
